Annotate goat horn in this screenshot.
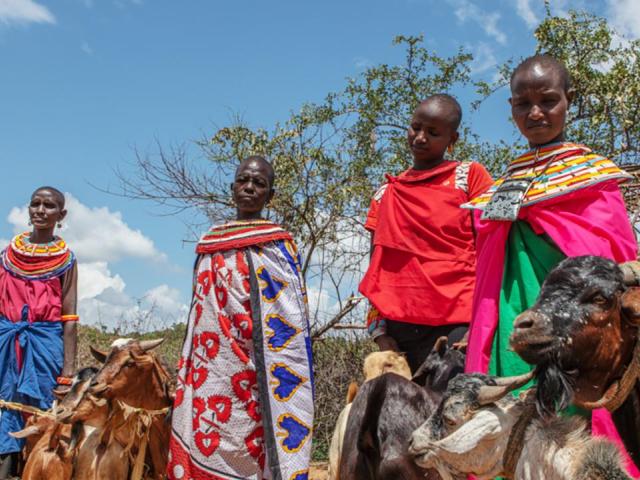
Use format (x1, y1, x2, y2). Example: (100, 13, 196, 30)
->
(9, 425, 41, 439)
(492, 371, 535, 387)
(138, 338, 165, 352)
(477, 371, 534, 406)
(433, 336, 449, 357)
(620, 261, 640, 286)
(89, 345, 108, 363)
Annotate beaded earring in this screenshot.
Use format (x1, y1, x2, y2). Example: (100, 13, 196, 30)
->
(57, 222, 63, 229)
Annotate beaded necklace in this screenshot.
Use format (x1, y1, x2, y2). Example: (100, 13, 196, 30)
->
(1, 232, 75, 280)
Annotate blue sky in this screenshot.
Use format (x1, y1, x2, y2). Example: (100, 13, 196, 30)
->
(1, 0, 635, 330)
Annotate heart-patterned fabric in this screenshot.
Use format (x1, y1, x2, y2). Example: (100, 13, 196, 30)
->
(168, 238, 313, 480)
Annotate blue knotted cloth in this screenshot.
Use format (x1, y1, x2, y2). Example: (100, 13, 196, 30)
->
(0, 307, 63, 453)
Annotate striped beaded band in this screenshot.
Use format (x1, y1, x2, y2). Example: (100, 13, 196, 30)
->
(1, 233, 75, 280)
(196, 220, 292, 254)
(61, 314, 79, 322)
(11, 232, 68, 257)
(463, 143, 632, 210)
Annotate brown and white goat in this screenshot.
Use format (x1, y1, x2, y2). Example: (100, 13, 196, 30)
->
(509, 256, 640, 465)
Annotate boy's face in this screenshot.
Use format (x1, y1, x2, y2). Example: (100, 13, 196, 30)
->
(407, 101, 458, 167)
(231, 160, 274, 219)
(510, 63, 572, 148)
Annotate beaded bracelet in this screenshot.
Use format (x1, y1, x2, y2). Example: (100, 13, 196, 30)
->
(56, 376, 73, 386)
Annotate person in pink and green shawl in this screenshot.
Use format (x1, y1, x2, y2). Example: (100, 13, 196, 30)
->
(463, 54, 640, 476)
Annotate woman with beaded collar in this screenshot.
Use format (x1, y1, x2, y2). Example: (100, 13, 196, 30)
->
(0, 186, 78, 477)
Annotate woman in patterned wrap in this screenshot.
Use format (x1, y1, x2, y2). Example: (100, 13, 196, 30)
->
(168, 156, 314, 480)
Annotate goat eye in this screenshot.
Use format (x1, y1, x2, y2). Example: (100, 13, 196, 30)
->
(443, 414, 457, 427)
(592, 294, 609, 306)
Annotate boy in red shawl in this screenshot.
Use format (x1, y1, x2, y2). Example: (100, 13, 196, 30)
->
(359, 94, 493, 373)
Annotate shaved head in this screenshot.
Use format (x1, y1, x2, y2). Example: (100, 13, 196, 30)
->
(511, 54, 572, 92)
(32, 186, 65, 209)
(236, 155, 275, 189)
(418, 94, 462, 130)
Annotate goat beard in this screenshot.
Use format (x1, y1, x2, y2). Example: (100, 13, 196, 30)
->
(535, 359, 576, 417)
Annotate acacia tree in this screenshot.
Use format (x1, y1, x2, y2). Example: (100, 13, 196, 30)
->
(118, 35, 496, 333)
(119, 10, 640, 333)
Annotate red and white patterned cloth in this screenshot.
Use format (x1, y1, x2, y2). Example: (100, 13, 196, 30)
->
(169, 221, 313, 480)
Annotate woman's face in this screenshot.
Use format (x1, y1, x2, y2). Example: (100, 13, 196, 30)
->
(407, 100, 458, 167)
(231, 160, 273, 219)
(29, 189, 66, 231)
(510, 64, 572, 148)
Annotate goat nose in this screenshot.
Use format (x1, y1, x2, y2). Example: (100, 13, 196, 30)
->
(514, 312, 536, 330)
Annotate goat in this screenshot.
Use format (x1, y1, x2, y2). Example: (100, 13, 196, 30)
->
(11, 416, 73, 480)
(509, 255, 640, 464)
(338, 338, 465, 480)
(11, 367, 101, 480)
(409, 372, 632, 480)
(328, 350, 412, 480)
(89, 338, 172, 480)
(52, 366, 128, 480)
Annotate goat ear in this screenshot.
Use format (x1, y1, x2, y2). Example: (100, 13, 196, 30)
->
(90, 345, 108, 363)
(622, 287, 640, 326)
(138, 338, 164, 352)
(433, 336, 449, 358)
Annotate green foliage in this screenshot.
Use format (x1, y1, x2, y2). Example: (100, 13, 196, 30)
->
(77, 323, 185, 374)
(528, 10, 640, 162)
(204, 35, 503, 234)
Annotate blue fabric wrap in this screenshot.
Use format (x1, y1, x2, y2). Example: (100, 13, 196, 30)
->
(0, 313, 63, 454)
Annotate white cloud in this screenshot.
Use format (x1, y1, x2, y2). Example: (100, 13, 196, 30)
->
(0, 0, 55, 25)
(79, 283, 188, 331)
(470, 43, 498, 75)
(608, 0, 640, 39)
(81, 41, 93, 55)
(449, 0, 506, 45)
(515, 0, 539, 28)
(3, 195, 186, 331)
(6, 193, 166, 263)
(77, 261, 126, 301)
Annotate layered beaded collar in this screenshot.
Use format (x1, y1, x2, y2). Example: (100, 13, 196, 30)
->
(1, 232, 75, 280)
